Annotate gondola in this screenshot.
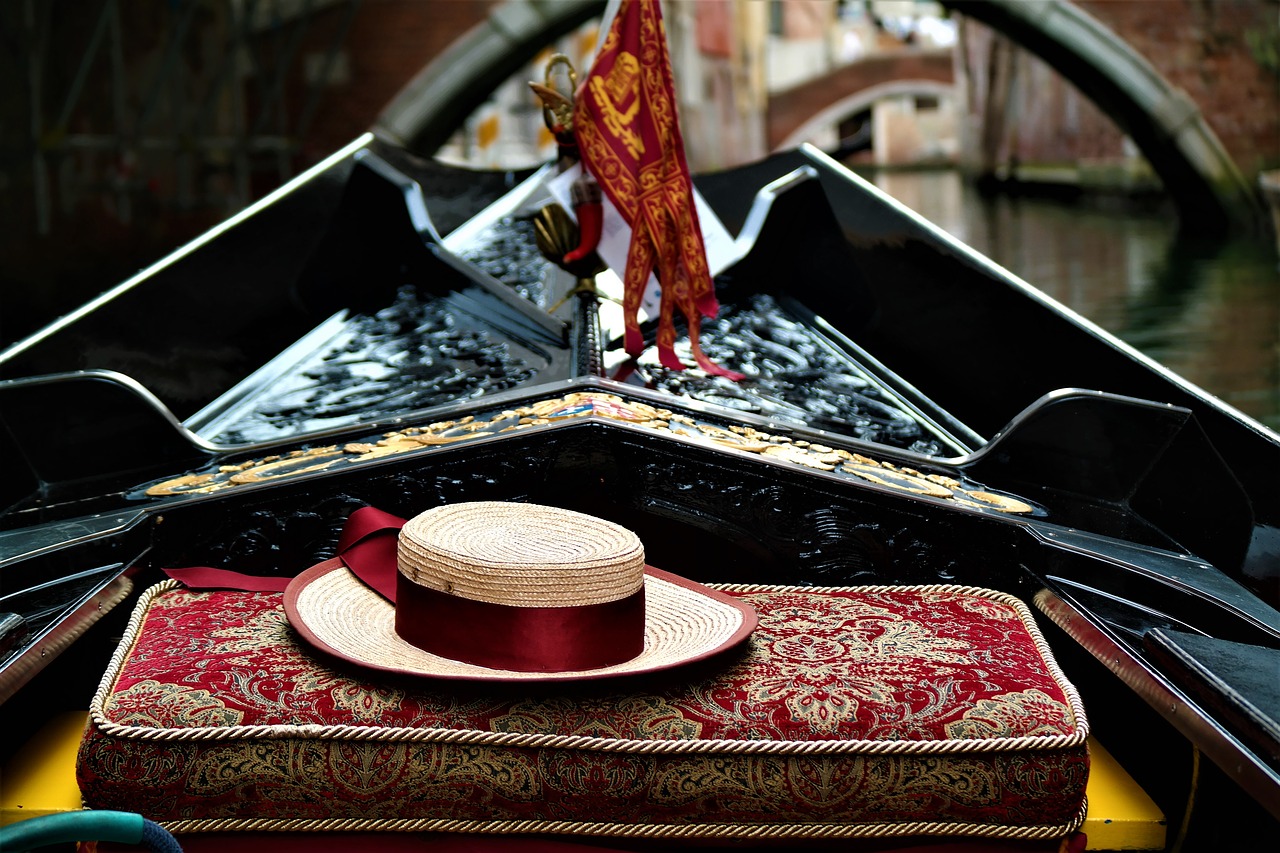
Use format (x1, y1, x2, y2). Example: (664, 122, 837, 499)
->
(1, 132, 1277, 851)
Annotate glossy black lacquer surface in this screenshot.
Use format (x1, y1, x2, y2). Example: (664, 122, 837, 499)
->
(1, 139, 1278, 833)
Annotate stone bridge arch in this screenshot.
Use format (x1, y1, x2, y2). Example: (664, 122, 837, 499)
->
(377, 0, 1262, 233)
(941, 0, 1259, 233)
(766, 50, 955, 152)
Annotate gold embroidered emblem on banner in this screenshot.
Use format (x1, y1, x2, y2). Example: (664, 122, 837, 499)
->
(588, 51, 645, 160)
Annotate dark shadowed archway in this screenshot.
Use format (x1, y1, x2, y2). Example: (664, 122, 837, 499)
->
(375, 0, 1262, 234)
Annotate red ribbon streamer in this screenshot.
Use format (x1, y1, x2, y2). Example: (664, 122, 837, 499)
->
(335, 505, 405, 602)
(163, 506, 405, 597)
(163, 566, 292, 592)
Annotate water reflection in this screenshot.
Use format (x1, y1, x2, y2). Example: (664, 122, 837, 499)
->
(871, 170, 1280, 431)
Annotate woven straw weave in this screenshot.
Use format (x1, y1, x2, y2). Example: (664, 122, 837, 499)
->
(396, 502, 644, 607)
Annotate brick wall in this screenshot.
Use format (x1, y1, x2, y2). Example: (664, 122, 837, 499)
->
(1, 0, 497, 346)
(280, 0, 497, 169)
(1077, 0, 1280, 177)
(957, 0, 1280, 180)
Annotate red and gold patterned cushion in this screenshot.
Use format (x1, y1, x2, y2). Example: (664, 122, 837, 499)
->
(78, 581, 1088, 841)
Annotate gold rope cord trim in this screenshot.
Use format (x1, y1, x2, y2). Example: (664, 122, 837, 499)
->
(90, 582, 1088, 753)
(158, 800, 1088, 838)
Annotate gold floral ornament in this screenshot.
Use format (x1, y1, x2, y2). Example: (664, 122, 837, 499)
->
(142, 392, 1033, 515)
(588, 50, 644, 160)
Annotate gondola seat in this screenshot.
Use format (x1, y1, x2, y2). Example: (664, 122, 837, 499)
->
(77, 577, 1089, 843)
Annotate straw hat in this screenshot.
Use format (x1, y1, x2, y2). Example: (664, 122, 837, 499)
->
(284, 502, 756, 682)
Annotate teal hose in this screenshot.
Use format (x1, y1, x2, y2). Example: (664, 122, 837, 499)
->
(0, 810, 180, 851)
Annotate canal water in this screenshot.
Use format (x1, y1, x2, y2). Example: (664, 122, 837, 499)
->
(869, 169, 1280, 433)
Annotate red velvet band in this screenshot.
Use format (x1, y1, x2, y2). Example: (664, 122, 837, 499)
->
(394, 572, 646, 673)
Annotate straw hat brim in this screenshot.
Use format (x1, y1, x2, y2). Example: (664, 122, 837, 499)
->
(284, 558, 757, 682)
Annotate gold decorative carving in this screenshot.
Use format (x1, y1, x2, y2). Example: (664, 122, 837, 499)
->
(141, 393, 1033, 515)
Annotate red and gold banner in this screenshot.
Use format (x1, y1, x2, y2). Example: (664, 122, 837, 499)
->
(574, 0, 739, 378)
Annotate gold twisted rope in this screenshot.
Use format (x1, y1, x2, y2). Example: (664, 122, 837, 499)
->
(159, 803, 1088, 839)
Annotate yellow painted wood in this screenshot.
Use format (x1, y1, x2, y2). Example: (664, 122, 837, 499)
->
(0, 711, 88, 826)
(1084, 737, 1167, 850)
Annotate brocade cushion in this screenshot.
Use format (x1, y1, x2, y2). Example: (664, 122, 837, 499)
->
(77, 581, 1088, 842)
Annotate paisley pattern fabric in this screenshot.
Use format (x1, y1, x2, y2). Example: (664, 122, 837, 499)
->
(78, 583, 1088, 839)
